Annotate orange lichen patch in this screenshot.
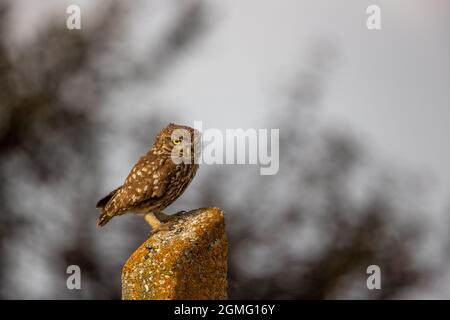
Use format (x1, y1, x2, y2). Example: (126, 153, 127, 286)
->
(122, 208, 228, 300)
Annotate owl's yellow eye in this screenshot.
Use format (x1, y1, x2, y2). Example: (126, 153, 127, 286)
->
(172, 139, 182, 145)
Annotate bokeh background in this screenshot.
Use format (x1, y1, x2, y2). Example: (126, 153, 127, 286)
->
(0, 0, 449, 299)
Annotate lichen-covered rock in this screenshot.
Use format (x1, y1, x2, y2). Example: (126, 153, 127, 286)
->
(122, 208, 228, 300)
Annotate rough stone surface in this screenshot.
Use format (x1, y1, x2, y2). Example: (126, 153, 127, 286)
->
(122, 208, 228, 300)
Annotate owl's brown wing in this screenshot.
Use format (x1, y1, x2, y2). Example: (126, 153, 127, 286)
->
(104, 153, 174, 216)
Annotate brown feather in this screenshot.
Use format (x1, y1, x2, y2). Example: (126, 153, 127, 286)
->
(97, 210, 113, 227)
(96, 186, 121, 208)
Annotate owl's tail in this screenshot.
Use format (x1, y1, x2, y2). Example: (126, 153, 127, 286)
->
(96, 186, 121, 209)
(96, 186, 121, 227)
(97, 210, 113, 227)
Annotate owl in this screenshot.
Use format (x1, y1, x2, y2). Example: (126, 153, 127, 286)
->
(96, 123, 200, 231)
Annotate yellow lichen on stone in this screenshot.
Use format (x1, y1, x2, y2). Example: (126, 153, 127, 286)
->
(122, 208, 228, 300)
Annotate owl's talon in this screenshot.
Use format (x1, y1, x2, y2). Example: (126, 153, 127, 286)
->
(149, 222, 172, 236)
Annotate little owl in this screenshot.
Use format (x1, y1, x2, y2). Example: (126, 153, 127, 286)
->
(96, 123, 200, 232)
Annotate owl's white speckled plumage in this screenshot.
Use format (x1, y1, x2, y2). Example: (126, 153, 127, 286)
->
(96, 123, 199, 227)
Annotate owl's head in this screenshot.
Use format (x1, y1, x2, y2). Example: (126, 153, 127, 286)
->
(153, 123, 201, 164)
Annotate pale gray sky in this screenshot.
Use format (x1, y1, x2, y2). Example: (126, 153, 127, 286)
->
(155, 0, 450, 204)
(10, 0, 450, 203)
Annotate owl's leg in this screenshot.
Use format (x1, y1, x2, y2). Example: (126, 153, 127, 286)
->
(144, 212, 162, 230)
(144, 211, 171, 234)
